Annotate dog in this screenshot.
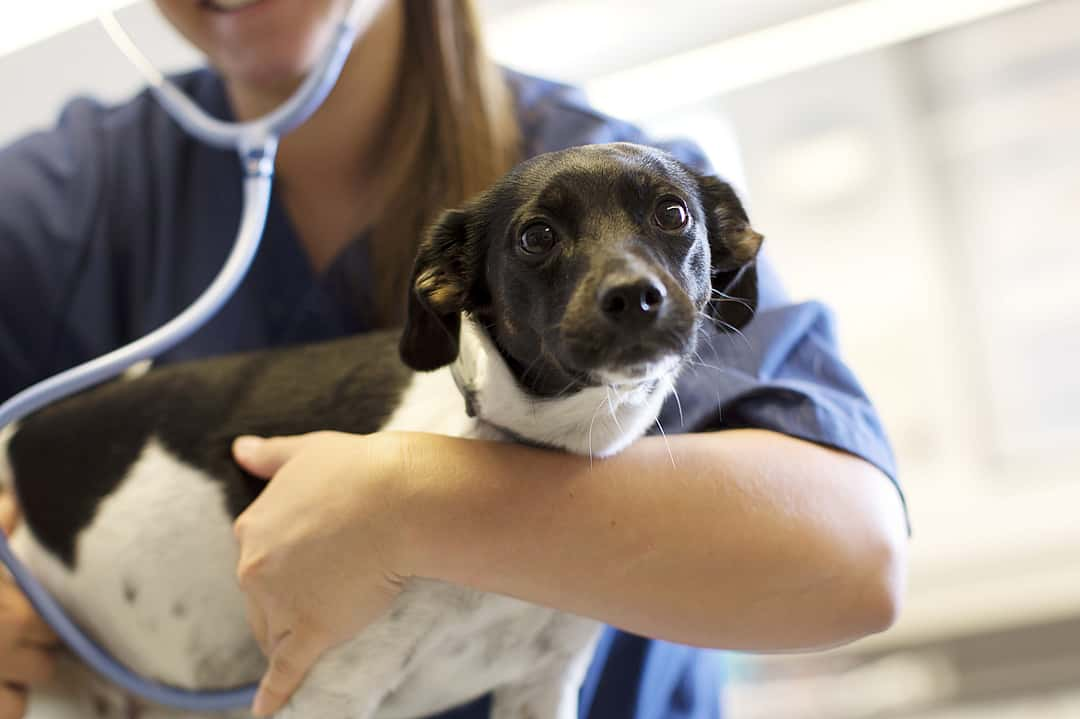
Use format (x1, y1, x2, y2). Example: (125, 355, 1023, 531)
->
(1, 142, 762, 719)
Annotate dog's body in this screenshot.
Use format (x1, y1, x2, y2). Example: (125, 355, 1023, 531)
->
(1, 143, 762, 719)
(6, 324, 631, 719)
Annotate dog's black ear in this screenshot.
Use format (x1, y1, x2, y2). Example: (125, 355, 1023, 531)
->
(400, 208, 481, 371)
(697, 175, 764, 332)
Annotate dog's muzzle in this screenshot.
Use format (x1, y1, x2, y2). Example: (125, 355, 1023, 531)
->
(560, 263, 697, 379)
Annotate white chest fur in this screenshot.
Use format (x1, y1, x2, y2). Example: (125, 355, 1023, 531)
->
(451, 318, 674, 457)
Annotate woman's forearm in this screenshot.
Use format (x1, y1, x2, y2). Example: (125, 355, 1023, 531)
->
(403, 429, 907, 652)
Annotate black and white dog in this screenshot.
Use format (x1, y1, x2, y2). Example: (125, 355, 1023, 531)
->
(1, 143, 762, 719)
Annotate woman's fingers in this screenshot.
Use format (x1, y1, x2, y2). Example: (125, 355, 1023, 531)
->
(232, 431, 410, 716)
(0, 645, 55, 686)
(252, 630, 327, 717)
(0, 491, 59, 718)
(233, 435, 308, 480)
(0, 584, 58, 648)
(0, 684, 27, 719)
(0, 582, 59, 692)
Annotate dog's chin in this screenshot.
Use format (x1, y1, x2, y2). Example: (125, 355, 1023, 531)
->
(588, 354, 682, 388)
(562, 330, 693, 389)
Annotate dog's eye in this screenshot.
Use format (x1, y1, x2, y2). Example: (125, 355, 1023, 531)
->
(519, 222, 557, 255)
(654, 196, 690, 232)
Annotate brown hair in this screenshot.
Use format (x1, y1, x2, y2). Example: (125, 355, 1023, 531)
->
(367, 0, 521, 326)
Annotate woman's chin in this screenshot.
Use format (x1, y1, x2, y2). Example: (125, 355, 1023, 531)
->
(216, 54, 310, 112)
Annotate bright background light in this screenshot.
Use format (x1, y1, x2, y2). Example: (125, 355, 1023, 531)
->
(0, 1, 138, 57)
(579, 0, 1046, 119)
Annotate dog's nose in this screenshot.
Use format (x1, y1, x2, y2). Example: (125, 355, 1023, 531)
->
(599, 276, 667, 327)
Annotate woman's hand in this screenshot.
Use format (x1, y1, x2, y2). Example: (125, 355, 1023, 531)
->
(0, 493, 59, 719)
(231, 431, 416, 717)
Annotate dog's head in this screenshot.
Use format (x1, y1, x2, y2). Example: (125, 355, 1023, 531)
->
(400, 143, 763, 397)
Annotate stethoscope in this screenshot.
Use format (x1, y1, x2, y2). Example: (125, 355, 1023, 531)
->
(0, 1, 372, 711)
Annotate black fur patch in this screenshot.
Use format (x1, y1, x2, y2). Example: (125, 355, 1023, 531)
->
(10, 330, 414, 567)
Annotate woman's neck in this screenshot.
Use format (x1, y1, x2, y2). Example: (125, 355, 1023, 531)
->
(223, 0, 406, 271)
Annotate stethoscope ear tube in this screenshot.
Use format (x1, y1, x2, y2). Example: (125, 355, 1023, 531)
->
(98, 3, 373, 149)
(0, 0, 368, 710)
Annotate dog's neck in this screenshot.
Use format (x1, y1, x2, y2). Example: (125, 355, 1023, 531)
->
(449, 317, 674, 458)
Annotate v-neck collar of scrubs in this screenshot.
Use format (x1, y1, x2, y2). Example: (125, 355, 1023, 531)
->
(186, 72, 378, 345)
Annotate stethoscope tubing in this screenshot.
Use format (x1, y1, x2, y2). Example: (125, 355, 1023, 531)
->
(99, 1, 378, 149)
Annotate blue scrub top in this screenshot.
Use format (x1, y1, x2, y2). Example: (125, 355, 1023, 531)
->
(0, 69, 903, 718)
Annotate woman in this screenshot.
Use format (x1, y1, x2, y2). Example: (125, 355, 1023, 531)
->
(0, 1, 908, 717)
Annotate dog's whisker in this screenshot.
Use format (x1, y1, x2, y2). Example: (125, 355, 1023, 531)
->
(712, 318, 752, 351)
(553, 375, 584, 400)
(524, 335, 559, 387)
(696, 324, 724, 364)
(709, 291, 754, 314)
(685, 342, 727, 373)
(691, 355, 723, 373)
(522, 346, 547, 376)
(604, 385, 626, 434)
(687, 359, 727, 373)
(587, 392, 610, 468)
(520, 358, 546, 388)
(689, 331, 723, 372)
(697, 309, 751, 351)
(654, 418, 677, 469)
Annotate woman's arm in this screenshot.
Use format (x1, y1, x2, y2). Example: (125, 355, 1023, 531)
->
(403, 429, 906, 651)
(232, 428, 906, 715)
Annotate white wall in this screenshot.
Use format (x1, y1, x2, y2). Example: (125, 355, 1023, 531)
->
(0, 3, 198, 147)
